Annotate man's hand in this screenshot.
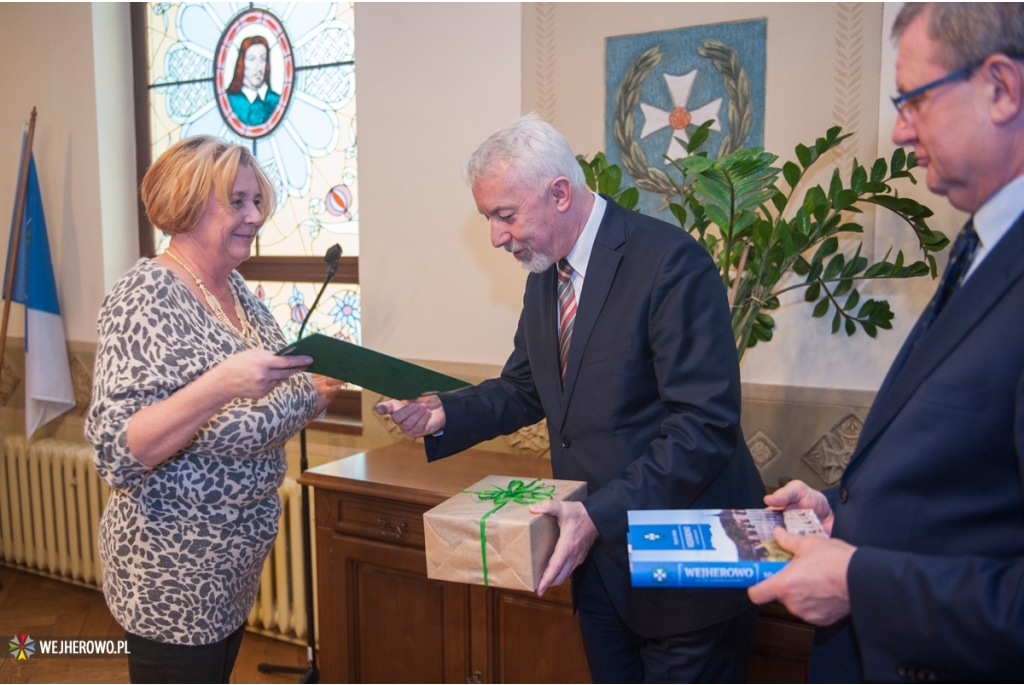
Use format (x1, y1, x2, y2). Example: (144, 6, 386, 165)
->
(529, 500, 599, 596)
(747, 526, 856, 626)
(765, 479, 835, 535)
(375, 395, 446, 438)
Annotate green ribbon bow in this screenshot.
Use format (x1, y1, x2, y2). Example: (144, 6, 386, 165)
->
(464, 478, 555, 586)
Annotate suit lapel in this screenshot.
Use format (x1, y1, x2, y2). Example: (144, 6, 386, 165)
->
(848, 213, 1024, 469)
(556, 201, 625, 429)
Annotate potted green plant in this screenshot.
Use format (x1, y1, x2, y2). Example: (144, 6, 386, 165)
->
(579, 125, 948, 360)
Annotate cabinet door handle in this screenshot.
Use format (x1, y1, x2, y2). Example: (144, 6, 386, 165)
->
(377, 517, 407, 538)
(467, 671, 483, 684)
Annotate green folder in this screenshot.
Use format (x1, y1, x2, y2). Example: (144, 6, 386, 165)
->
(277, 333, 470, 400)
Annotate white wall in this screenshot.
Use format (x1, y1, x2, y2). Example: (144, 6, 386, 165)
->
(358, 2, 524, 365)
(0, 3, 107, 344)
(92, 2, 140, 294)
(740, 2, 967, 390)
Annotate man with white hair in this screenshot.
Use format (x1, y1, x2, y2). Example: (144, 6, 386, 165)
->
(749, 3, 1024, 681)
(378, 114, 765, 682)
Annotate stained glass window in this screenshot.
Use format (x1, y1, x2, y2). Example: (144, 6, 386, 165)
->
(138, 2, 360, 347)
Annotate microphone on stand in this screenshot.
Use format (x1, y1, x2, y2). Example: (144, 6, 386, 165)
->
(297, 243, 343, 340)
(259, 243, 341, 684)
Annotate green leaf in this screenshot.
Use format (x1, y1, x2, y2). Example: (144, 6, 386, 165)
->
(870, 158, 887, 182)
(686, 120, 714, 153)
(828, 169, 843, 203)
(796, 143, 813, 169)
(813, 236, 840, 264)
(862, 321, 878, 338)
(891, 147, 906, 174)
(704, 204, 731, 232)
(771, 191, 788, 213)
(813, 297, 830, 318)
(783, 161, 801, 188)
(805, 282, 821, 302)
(831, 308, 842, 333)
(845, 318, 856, 336)
(598, 165, 622, 197)
(792, 257, 810, 276)
(808, 260, 823, 282)
(850, 161, 867, 194)
(669, 202, 688, 228)
(835, 189, 859, 210)
(845, 289, 860, 310)
(824, 253, 846, 280)
(618, 187, 639, 210)
(577, 156, 597, 191)
(834, 279, 853, 297)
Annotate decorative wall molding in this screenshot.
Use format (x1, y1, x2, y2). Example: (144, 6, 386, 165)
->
(801, 413, 864, 486)
(504, 419, 550, 457)
(833, 2, 865, 162)
(70, 355, 94, 415)
(746, 430, 782, 471)
(535, 2, 556, 122)
(0, 356, 20, 406)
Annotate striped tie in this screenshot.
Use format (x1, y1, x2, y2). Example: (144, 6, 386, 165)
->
(557, 259, 577, 384)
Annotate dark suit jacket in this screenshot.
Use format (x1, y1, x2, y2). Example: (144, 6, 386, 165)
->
(812, 210, 1024, 683)
(425, 198, 765, 637)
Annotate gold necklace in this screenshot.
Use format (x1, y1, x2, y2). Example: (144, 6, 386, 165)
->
(165, 249, 263, 349)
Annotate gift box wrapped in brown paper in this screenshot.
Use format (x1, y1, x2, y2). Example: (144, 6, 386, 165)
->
(423, 475, 587, 592)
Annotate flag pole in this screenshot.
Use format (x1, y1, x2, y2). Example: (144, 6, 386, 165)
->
(0, 107, 37, 375)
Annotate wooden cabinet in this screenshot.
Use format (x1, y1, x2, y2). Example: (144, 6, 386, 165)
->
(302, 444, 591, 684)
(301, 443, 811, 683)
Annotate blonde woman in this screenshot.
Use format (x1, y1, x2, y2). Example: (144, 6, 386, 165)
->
(87, 135, 340, 683)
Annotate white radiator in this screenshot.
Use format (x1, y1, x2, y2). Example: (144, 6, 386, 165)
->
(0, 435, 316, 644)
(248, 477, 319, 643)
(0, 436, 107, 585)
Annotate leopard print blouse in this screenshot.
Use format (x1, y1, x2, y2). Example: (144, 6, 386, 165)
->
(86, 259, 316, 646)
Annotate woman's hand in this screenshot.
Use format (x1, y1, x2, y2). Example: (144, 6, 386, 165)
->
(211, 349, 314, 401)
(313, 374, 344, 415)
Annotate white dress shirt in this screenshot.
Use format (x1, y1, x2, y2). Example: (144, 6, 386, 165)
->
(562, 192, 608, 302)
(965, 173, 1024, 281)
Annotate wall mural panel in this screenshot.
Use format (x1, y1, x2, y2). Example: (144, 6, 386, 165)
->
(605, 19, 766, 220)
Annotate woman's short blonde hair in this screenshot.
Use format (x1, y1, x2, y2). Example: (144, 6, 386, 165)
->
(141, 135, 277, 235)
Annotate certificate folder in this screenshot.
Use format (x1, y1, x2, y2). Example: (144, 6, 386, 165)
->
(278, 333, 470, 399)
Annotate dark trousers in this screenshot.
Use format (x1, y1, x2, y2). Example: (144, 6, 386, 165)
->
(576, 564, 758, 683)
(125, 623, 246, 684)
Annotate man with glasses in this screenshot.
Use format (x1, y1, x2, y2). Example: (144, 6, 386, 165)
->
(748, 3, 1024, 682)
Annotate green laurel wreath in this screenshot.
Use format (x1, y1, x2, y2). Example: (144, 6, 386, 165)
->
(612, 41, 754, 207)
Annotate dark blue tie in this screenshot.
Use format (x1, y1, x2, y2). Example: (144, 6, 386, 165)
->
(919, 219, 980, 332)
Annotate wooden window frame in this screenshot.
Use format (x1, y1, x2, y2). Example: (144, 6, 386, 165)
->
(130, 4, 361, 433)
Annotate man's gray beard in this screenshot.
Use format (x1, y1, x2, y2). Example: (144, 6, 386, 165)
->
(523, 251, 552, 273)
(507, 242, 552, 273)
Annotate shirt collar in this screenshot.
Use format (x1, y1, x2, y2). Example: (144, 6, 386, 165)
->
(973, 173, 1024, 251)
(564, 192, 607, 278)
(241, 83, 269, 104)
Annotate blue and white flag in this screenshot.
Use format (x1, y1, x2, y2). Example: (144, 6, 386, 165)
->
(4, 154, 75, 437)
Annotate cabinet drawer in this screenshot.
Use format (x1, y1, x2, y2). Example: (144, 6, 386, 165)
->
(333, 494, 427, 548)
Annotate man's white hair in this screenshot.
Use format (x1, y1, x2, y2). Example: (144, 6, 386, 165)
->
(463, 113, 588, 196)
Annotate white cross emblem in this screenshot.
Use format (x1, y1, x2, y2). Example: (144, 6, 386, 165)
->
(653, 567, 668, 582)
(644, 532, 661, 541)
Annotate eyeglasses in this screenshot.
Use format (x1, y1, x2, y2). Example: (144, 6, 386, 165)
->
(891, 61, 982, 118)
